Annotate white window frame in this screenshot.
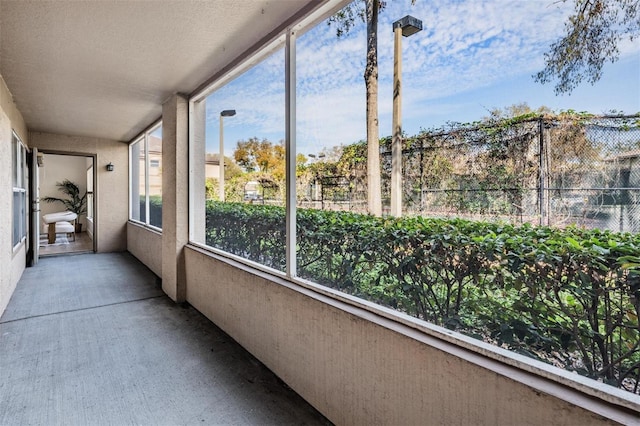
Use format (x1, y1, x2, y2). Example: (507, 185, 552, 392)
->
(187, 0, 347, 277)
(12, 131, 27, 250)
(129, 121, 162, 231)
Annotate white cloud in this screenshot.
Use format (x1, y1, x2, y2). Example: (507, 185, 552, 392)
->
(203, 0, 640, 154)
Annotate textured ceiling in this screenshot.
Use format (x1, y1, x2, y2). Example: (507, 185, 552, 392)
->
(0, 0, 319, 142)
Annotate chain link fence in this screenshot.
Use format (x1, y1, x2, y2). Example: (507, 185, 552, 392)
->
(378, 115, 640, 233)
(545, 116, 640, 233)
(309, 115, 640, 233)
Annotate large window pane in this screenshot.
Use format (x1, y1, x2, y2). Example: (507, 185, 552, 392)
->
(148, 126, 163, 228)
(289, 1, 640, 397)
(129, 124, 162, 229)
(12, 191, 25, 247)
(12, 133, 26, 247)
(295, 5, 369, 283)
(130, 138, 146, 223)
(194, 45, 286, 272)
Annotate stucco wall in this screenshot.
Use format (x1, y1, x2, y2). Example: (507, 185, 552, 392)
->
(0, 77, 27, 141)
(127, 223, 162, 278)
(29, 132, 128, 253)
(183, 246, 636, 425)
(0, 75, 28, 317)
(161, 94, 188, 302)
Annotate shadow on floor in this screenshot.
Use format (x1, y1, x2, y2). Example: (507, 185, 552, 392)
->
(0, 252, 331, 425)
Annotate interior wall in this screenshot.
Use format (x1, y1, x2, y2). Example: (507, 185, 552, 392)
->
(0, 74, 28, 317)
(29, 132, 128, 253)
(183, 247, 637, 425)
(39, 153, 88, 230)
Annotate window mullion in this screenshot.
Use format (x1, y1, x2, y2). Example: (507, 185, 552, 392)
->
(129, 143, 133, 220)
(285, 29, 297, 279)
(144, 134, 151, 225)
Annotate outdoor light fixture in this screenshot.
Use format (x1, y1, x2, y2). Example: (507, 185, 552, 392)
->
(392, 15, 423, 37)
(391, 15, 423, 217)
(219, 109, 237, 201)
(106, 162, 114, 172)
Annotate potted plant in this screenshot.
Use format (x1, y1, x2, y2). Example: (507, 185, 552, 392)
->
(43, 179, 87, 233)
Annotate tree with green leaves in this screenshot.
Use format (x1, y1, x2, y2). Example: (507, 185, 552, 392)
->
(536, 0, 640, 94)
(205, 155, 243, 200)
(231, 137, 289, 202)
(483, 102, 552, 121)
(234, 137, 285, 179)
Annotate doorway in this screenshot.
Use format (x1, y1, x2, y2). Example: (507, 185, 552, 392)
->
(36, 152, 96, 257)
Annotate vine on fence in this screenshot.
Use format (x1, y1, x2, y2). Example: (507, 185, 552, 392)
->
(296, 114, 640, 232)
(206, 201, 640, 393)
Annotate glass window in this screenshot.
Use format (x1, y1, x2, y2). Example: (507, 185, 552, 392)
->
(148, 126, 163, 228)
(191, 43, 286, 272)
(129, 123, 162, 229)
(130, 137, 146, 223)
(296, 8, 369, 286)
(12, 132, 27, 248)
(129, 124, 162, 229)
(86, 165, 94, 220)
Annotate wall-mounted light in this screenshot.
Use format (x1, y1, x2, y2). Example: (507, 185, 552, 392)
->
(106, 162, 114, 172)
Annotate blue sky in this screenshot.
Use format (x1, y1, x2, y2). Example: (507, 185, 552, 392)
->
(205, 0, 640, 157)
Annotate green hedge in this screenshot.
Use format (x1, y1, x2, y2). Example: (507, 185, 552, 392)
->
(205, 201, 640, 393)
(139, 195, 162, 228)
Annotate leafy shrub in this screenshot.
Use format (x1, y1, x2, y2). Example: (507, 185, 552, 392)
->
(206, 201, 285, 271)
(139, 195, 163, 228)
(205, 201, 640, 393)
(149, 195, 162, 228)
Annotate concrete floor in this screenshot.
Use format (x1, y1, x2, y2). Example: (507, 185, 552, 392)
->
(0, 252, 331, 426)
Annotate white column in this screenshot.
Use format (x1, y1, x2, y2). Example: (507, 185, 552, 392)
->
(162, 94, 189, 302)
(190, 99, 206, 244)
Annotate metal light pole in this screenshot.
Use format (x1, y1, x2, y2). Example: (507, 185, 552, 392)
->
(391, 15, 422, 217)
(219, 109, 236, 201)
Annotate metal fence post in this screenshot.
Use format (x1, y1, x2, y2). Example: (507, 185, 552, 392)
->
(540, 119, 552, 227)
(538, 119, 545, 226)
(420, 138, 424, 213)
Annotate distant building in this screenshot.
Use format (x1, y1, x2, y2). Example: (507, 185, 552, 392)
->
(205, 153, 222, 181)
(147, 135, 162, 197)
(138, 142, 223, 198)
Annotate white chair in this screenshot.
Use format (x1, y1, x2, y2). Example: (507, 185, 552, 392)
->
(42, 211, 77, 243)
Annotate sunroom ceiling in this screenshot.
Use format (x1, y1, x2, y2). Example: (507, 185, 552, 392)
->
(0, 0, 319, 142)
